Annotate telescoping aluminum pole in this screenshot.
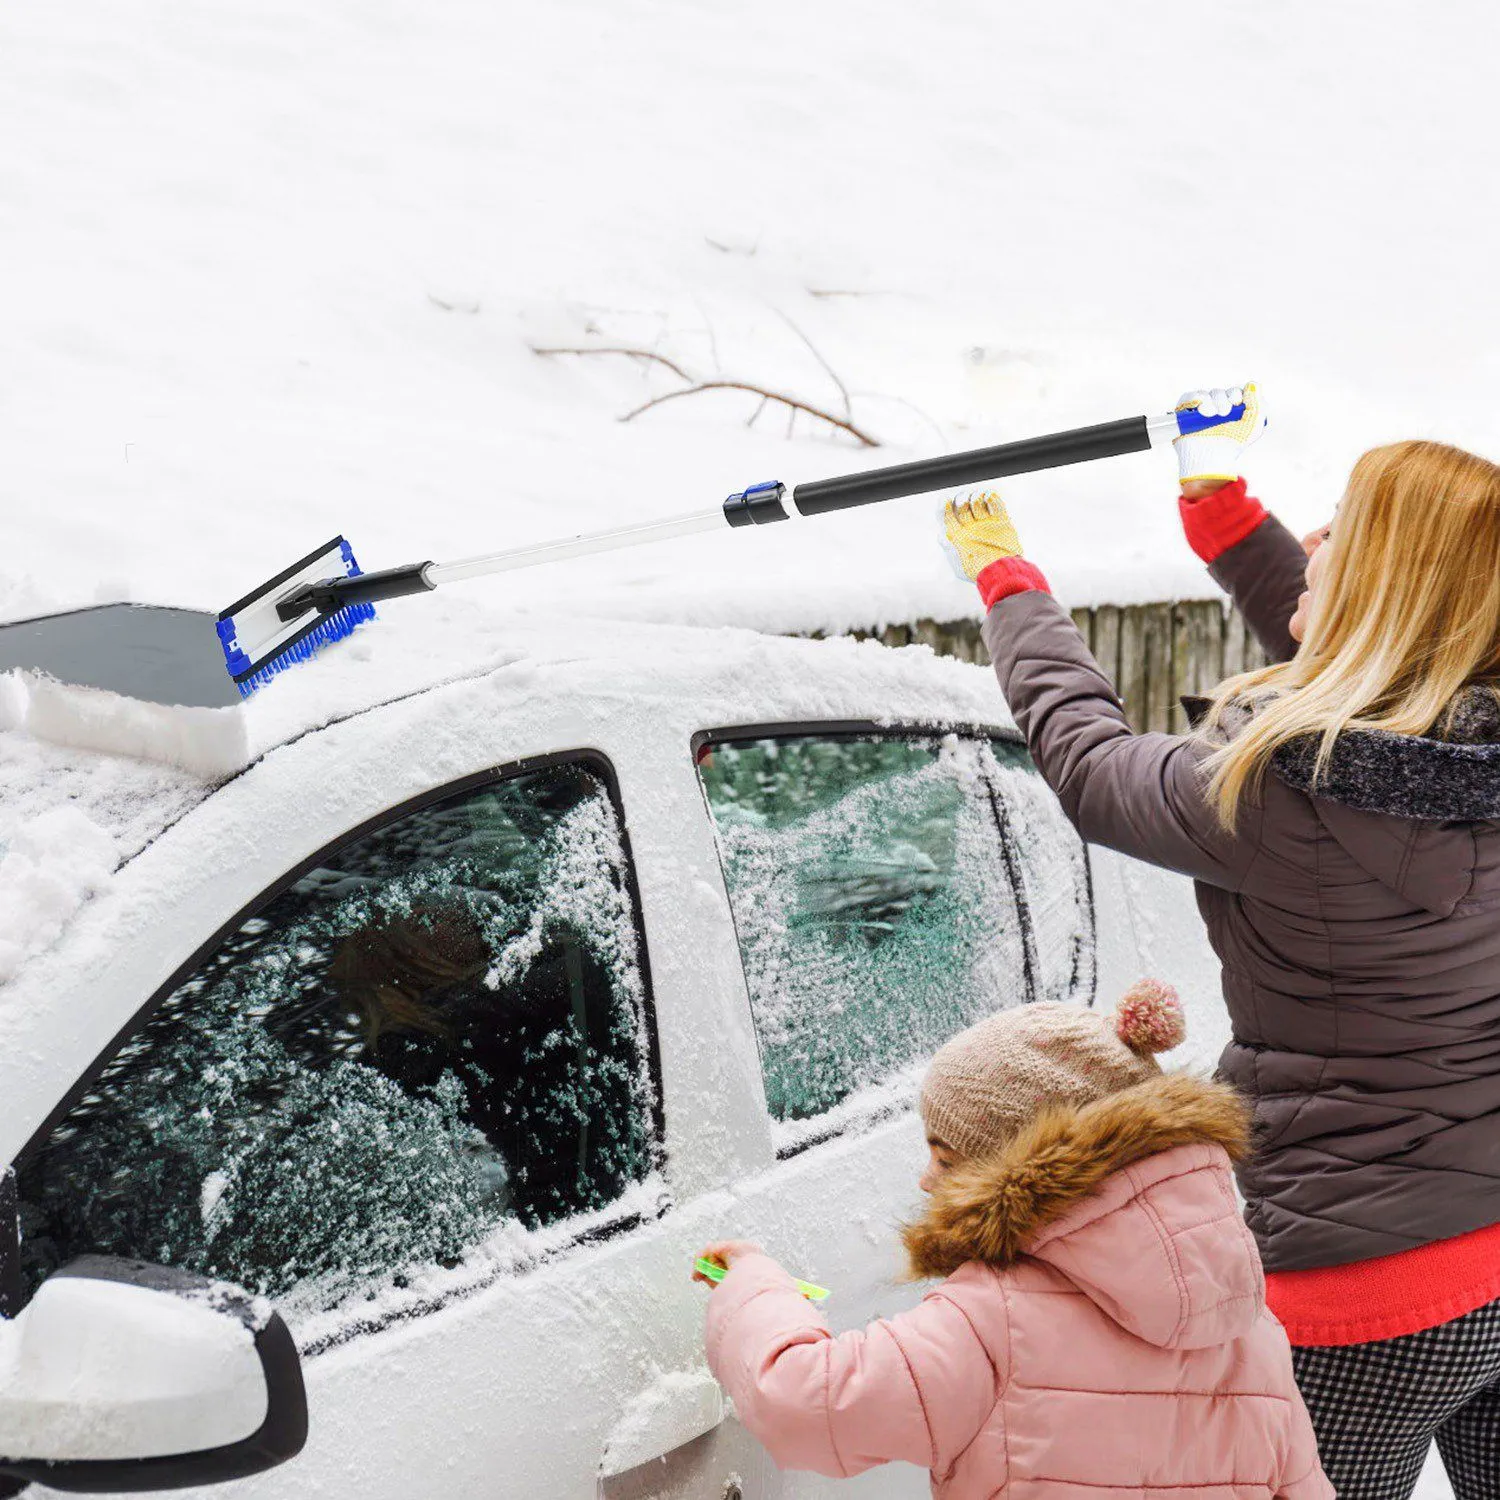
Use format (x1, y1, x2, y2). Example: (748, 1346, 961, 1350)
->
(282, 406, 1209, 614)
(220, 402, 1232, 694)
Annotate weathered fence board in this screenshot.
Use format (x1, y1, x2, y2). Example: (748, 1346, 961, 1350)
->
(1092, 606, 1123, 703)
(1171, 600, 1225, 733)
(832, 599, 1271, 736)
(1068, 607, 1094, 657)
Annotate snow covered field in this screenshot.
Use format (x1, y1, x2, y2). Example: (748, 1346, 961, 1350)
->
(2, 2, 1494, 1495)
(3, 2, 1499, 643)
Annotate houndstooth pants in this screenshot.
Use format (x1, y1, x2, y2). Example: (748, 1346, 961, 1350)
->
(1290, 1294, 1500, 1500)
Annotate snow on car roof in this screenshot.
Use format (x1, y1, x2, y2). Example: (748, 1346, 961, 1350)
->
(0, 589, 1013, 991)
(2, 589, 1013, 773)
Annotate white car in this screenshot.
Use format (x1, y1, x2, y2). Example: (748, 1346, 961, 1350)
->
(0, 597, 1204, 1499)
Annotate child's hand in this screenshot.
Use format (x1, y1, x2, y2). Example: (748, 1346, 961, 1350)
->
(694, 1240, 764, 1286)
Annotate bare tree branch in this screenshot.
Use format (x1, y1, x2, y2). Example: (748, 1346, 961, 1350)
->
(705, 235, 758, 256)
(807, 287, 910, 300)
(620, 381, 879, 447)
(530, 346, 693, 384)
(692, 295, 722, 376)
(534, 342, 880, 447)
(850, 389, 948, 446)
(775, 310, 852, 422)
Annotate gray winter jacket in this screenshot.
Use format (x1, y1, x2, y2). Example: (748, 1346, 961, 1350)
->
(983, 515, 1500, 1272)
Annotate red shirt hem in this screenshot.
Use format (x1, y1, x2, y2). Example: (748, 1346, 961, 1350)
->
(1266, 1220, 1500, 1347)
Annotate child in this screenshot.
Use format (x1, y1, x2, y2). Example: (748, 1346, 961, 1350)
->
(698, 982, 1332, 1499)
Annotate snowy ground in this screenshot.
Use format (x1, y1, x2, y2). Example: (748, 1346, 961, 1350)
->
(3, 3, 1495, 1495)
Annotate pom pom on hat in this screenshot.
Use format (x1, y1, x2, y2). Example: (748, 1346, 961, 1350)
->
(1115, 978, 1186, 1055)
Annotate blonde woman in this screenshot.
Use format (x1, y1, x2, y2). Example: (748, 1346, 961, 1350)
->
(942, 386, 1500, 1500)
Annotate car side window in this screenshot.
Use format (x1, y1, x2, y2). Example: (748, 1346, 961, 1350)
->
(17, 758, 659, 1318)
(697, 732, 1093, 1147)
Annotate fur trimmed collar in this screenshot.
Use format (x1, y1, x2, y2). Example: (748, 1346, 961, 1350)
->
(1182, 684, 1500, 821)
(903, 1074, 1249, 1279)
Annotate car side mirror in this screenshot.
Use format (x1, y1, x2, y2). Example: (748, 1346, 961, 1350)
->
(0, 1255, 307, 1493)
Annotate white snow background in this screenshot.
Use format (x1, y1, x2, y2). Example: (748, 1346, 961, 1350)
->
(3, 3, 1495, 1495)
(2, 1, 1498, 639)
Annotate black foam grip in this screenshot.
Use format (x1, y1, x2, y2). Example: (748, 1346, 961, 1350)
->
(792, 416, 1152, 516)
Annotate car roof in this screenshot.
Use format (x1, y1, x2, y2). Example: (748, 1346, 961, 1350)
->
(0, 592, 1012, 868)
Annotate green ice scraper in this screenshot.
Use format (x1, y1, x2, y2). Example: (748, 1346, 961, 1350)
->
(695, 1257, 830, 1302)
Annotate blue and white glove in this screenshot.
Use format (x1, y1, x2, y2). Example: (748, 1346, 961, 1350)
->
(1173, 384, 1266, 485)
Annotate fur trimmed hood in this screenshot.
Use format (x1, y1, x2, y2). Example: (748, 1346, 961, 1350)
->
(904, 1074, 1259, 1350)
(905, 1073, 1249, 1275)
(1183, 684, 1500, 821)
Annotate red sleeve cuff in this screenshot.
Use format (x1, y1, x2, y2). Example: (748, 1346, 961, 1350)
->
(1177, 477, 1269, 564)
(976, 556, 1051, 610)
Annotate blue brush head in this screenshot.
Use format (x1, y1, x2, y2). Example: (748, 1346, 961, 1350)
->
(219, 536, 377, 698)
(232, 600, 376, 699)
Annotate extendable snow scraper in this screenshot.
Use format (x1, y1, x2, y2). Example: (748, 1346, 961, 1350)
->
(218, 399, 1247, 696)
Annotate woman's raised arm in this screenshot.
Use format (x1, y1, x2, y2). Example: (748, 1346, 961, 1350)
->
(980, 585, 1258, 889)
(1181, 479, 1308, 665)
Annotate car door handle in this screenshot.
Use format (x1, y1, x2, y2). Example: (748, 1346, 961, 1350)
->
(599, 1373, 726, 1478)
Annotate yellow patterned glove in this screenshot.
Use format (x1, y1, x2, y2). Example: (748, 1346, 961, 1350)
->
(942, 491, 1024, 581)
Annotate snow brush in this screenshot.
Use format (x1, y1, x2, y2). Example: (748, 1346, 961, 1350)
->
(694, 1257, 829, 1302)
(217, 399, 1247, 697)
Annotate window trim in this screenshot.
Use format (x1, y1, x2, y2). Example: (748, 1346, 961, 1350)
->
(691, 719, 1096, 1157)
(298, 1193, 667, 1358)
(0, 1169, 17, 1320)
(690, 718, 1026, 762)
(2, 749, 666, 1324)
(774, 1085, 917, 1162)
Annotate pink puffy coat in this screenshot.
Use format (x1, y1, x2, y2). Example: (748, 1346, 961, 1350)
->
(705, 1075, 1331, 1499)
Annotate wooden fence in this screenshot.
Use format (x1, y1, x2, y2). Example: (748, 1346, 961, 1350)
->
(841, 600, 1269, 736)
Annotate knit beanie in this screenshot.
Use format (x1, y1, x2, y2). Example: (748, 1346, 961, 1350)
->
(920, 980, 1186, 1160)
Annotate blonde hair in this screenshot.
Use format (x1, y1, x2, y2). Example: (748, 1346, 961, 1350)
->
(1199, 439, 1500, 830)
